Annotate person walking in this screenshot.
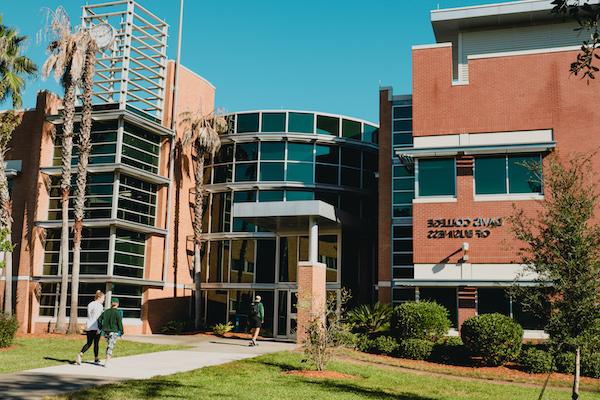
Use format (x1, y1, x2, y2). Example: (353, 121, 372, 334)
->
(75, 290, 104, 365)
(248, 295, 264, 347)
(98, 297, 124, 367)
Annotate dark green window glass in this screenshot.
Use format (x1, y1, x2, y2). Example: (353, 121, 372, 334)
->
(260, 142, 285, 160)
(286, 191, 314, 201)
(394, 178, 414, 191)
(315, 164, 338, 185)
(393, 165, 414, 178)
(394, 192, 414, 204)
(259, 190, 284, 202)
(341, 148, 361, 167)
(475, 156, 507, 194)
(393, 119, 412, 132)
(261, 113, 286, 132)
(232, 218, 255, 233)
(341, 167, 360, 187)
(315, 145, 338, 164)
(215, 144, 234, 163)
(288, 143, 313, 162)
(418, 158, 455, 196)
(213, 164, 232, 183)
(393, 106, 412, 119)
(342, 119, 361, 140)
(235, 163, 257, 182)
(235, 142, 258, 161)
(393, 133, 413, 146)
(508, 155, 542, 193)
(259, 162, 284, 181)
(287, 162, 314, 183)
(237, 113, 259, 133)
(363, 124, 378, 143)
(316, 115, 339, 136)
(233, 190, 256, 203)
(288, 112, 314, 133)
(315, 191, 338, 207)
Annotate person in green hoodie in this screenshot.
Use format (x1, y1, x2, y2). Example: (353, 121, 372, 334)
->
(98, 297, 124, 367)
(248, 295, 264, 347)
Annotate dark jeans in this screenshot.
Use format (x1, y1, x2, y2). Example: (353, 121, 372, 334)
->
(80, 330, 101, 360)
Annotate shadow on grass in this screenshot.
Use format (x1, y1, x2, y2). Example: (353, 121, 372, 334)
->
(304, 379, 437, 400)
(62, 379, 192, 400)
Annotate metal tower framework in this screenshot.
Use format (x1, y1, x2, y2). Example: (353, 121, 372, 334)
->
(82, 0, 168, 122)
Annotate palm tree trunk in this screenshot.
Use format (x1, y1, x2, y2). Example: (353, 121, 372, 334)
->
(0, 150, 13, 316)
(573, 346, 581, 400)
(193, 152, 205, 329)
(67, 41, 96, 335)
(55, 80, 76, 334)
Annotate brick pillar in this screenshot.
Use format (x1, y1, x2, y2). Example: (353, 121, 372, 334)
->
(15, 280, 31, 333)
(378, 286, 392, 304)
(457, 286, 477, 330)
(296, 261, 326, 345)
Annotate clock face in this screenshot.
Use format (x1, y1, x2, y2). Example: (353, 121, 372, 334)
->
(90, 23, 115, 49)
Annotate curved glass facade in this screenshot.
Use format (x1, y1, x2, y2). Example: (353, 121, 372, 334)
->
(201, 110, 379, 338)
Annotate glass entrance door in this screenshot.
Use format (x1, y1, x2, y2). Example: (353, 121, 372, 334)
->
(276, 290, 298, 339)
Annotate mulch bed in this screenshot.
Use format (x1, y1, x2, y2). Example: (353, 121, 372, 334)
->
(284, 370, 356, 380)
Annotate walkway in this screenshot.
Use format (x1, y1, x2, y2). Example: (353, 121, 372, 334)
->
(0, 335, 296, 400)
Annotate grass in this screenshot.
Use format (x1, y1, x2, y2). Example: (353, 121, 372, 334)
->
(47, 351, 600, 400)
(0, 335, 187, 374)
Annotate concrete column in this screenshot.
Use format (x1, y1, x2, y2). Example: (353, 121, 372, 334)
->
(308, 216, 318, 263)
(296, 261, 326, 345)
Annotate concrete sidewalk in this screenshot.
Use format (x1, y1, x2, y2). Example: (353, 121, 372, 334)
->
(0, 335, 296, 400)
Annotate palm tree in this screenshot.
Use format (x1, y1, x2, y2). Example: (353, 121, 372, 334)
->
(180, 110, 227, 329)
(42, 7, 87, 333)
(0, 17, 37, 316)
(67, 35, 97, 334)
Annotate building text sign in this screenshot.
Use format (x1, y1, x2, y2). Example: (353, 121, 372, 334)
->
(426, 217, 503, 239)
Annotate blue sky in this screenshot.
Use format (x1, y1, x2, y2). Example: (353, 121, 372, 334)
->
(1, 0, 514, 122)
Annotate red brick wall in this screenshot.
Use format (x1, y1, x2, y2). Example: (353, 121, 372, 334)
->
(377, 89, 392, 297)
(296, 262, 326, 344)
(412, 46, 600, 264)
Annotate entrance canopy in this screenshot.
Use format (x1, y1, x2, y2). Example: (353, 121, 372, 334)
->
(232, 200, 358, 232)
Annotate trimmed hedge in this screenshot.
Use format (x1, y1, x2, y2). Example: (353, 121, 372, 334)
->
(520, 348, 554, 374)
(0, 313, 18, 348)
(430, 336, 466, 364)
(398, 339, 434, 360)
(460, 313, 523, 366)
(392, 301, 451, 342)
(371, 336, 399, 355)
(582, 353, 600, 378)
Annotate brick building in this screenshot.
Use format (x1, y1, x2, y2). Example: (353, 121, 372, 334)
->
(378, 0, 599, 335)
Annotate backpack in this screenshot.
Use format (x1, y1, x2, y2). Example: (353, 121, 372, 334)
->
(248, 302, 259, 318)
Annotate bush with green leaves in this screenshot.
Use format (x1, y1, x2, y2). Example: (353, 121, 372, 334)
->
(460, 313, 523, 366)
(391, 301, 450, 342)
(520, 348, 554, 374)
(346, 303, 393, 337)
(370, 336, 398, 355)
(554, 351, 575, 374)
(0, 313, 18, 348)
(430, 336, 466, 364)
(582, 352, 600, 378)
(212, 321, 234, 337)
(160, 320, 187, 335)
(398, 338, 434, 360)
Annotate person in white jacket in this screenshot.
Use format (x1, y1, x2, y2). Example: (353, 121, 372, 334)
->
(76, 290, 105, 365)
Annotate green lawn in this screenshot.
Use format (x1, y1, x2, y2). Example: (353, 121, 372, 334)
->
(0, 336, 187, 374)
(48, 351, 600, 400)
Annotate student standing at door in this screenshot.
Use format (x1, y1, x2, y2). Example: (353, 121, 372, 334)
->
(248, 295, 264, 346)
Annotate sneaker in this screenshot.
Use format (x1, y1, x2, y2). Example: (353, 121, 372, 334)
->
(76, 353, 82, 365)
(249, 340, 255, 347)
(94, 359, 101, 365)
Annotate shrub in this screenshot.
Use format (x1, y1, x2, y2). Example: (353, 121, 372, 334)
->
(460, 313, 523, 366)
(212, 322, 234, 337)
(582, 353, 600, 378)
(554, 351, 575, 374)
(370, 336, 398, 355)
(392, 301, 451, 342)
(430, 336, 466, 364)
(0, 313, 18, 348)
(346, 303, 393, 336)
(160, 320, 187, 335)
(398, 339, 434, 360)
(520, 348, 554, 374)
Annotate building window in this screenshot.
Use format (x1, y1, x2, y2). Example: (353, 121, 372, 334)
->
(286, 190, 313, 201)
(287, 143, 313, 162)
(117, 175, 157, 226)
(48, 173, 114, 221)
(261, 112, 286, 133)
(113, 229, 146, 279)
(288, 112, 314, 133)
(417, 158, 455, 197)
(233, 190, 257, 203)
(208, 240, 229, 283)
(279, 236, 298, 283)
(234, 163, 257, 182)
(392, 287, 416, 304)
(112, 284, 143, 318)
(319, 235, 338, 282)
(237, 113, 259, 133)
(235, 142, 258, 161)
(230, 239, 255, 283)
(316, 115, 339, 136)
(258, 190, 284, 202)
(256, 239, 276, 283)
(392, 163, 414, 217)
(474, 154, 542, 195)
(39, 282, 107, 318)
(260, 142, 285, 160)
(43, 228, 110, 276)
(53, 121, 118, 167)
(259, 162, 284, 181)
(477, 288, 510, 316)
(121, 123, 161, 174)
(210, 192, 231, 233)
(286, 162, 314, 183)
(419, 287, 458, 327)
(392, 103, 412, 147)
(363, 124, 378, 144)
(342, 119, 361, 140)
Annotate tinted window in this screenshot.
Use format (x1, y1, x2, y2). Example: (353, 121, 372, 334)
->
(288, 112, 314, 133)
(475, 156, 507, 195)
(235, 142, 258, 161)
(235, 163, 257, 182)
(259, 162, 284, 181)
(237, 113, 259, 133)
(418, 158, 455, 196)
(315, 164, 338, 185)
(259, 190, 284, 202)
(260, 142, 285, 160)
(287, 143, 313, 162)
(316, 115, 339, 136)
(287, 163, 314, 183)
(261, 112, 286, 132)
(363, 124, 378, 143)
(342, 119, 361, 140)
(508, 154, 542, 193)
(315, 145, 338, 164)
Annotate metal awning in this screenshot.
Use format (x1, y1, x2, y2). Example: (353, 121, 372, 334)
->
(34, 218, 167, 236)
(396, 142, 556, 158)
(40, 163, 170, 185)
(232, 200, 360, 232)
